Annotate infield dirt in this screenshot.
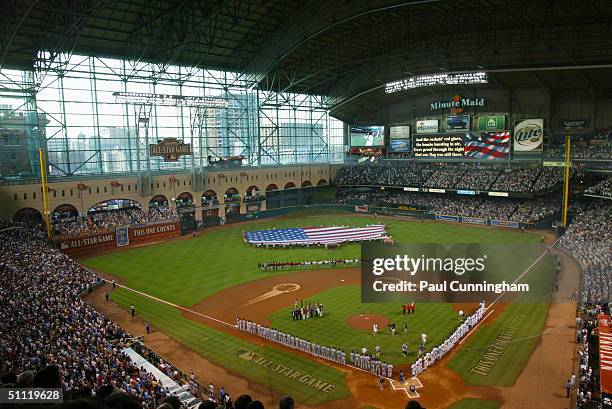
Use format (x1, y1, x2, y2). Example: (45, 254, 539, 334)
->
(85, 231, 578, 409)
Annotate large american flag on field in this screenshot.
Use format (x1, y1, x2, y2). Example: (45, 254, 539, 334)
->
(464, 131, 510, 160)
(244, 224, 388, 246)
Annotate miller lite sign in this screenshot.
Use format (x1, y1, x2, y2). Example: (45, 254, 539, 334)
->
(149, 138, 192, 161)
(514, 119, 544, 152)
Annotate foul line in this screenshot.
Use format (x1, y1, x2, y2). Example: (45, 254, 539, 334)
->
(460, 245, 556, 346)
(458, 309, 495, 345)
(486, 249, 549, 310)
(104, 280, 413, 386)
(105, 280, 235, 328)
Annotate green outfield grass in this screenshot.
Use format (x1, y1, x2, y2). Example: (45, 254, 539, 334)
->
(447, 253, 556, 386)
(83, 214, 541, 307)
(82, 213, 553, 404)
(269, 285, 461, 365)
(109, 287, 351, 405)
(447, 398, 501, 409)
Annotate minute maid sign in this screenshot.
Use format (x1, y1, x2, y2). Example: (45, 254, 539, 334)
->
(430, 94, 485, 114)
(236, 349, 336, 392)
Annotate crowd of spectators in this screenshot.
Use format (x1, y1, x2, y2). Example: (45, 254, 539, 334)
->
(491, 168, 538, 192)
(335, 163, 432, 187)
(559, 202, 612, 304)
(335, 163, 567, 193)
(0, 222, 192, 408)
(0, 220, 309, 409)
(336, 189, 560, 224)
(585, 177, 612, 198)
(573, 306, 599, 409)
(52, 206, 179, 236)
(544, 140, 612, 160)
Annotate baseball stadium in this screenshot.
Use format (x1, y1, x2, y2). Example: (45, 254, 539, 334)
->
(0, 2, 611, 409)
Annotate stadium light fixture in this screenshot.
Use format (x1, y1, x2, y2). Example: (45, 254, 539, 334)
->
(385, 72, 488, 93)
(113, 91, 229, 108)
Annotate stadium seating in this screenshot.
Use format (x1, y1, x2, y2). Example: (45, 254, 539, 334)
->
(52, 206, 178, 236)
(336, 190, 561, 224)
(585, 177, 612, 198)
(559, 202, 612, 304)
(335, 163, 573, 194)
(0, 220, 281, 409)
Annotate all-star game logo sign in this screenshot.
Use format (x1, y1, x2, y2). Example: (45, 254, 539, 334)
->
(430, 94, 485, 114)
(149, 138, 192, 161)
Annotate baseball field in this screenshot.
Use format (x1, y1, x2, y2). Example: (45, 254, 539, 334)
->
(82, 212, 558, 408)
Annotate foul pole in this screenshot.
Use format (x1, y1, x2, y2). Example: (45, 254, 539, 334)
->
(39, 148, 52, 240)
(562, 135, 571, 226)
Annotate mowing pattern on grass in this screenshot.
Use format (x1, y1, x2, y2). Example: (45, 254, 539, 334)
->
(110, 288, 351, 405)
(447, 398, 502, 409)
(82, 215, 547, 405)
(269, 286, 461, 365)
(84, 215, 539, 307)
(448, 254, 556, 386)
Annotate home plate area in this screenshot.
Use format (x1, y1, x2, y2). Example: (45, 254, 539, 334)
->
(390, 377, 424, 398)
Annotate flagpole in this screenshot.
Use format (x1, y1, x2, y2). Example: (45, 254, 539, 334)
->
(39, 148, 52, 241)
(562, 135, 571, 226)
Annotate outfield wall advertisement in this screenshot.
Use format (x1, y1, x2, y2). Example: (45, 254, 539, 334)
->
(56, 220, 180, 256)
(598, 315, 612, 408)
(477, 115, 505, 132)
(514, 119, 544, 152)
(415, 119, 439, 133)
(389, 125, 411, 153)
(490, 219, 519, 228)
(461, 216, 487, 225)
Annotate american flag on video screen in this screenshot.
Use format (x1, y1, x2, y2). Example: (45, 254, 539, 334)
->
(464, 131, 510, 160)
(245, 225, 388, 246)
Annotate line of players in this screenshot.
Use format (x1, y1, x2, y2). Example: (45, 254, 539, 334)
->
(349, 350, 393, 378)
(236, 302, 487, 382)
(236, 318, 348, 365)
(411, 302, 486, 378)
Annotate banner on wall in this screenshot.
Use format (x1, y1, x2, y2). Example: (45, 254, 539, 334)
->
(247, 203, 262, 213)
(490, 219, 519, 228)
(598, 315, 612, 408)
(461, 216, 487, 225)
(57, 231, 116, 254)
(514, 119, 544, 152)
(415, 119, 439, 134)
(56, 220, 181, 256)
(446, 115, 470, 131)
(116, 226, 129, 247)
(390, 139, 411, 153)
(560, 119, 588, 129)
(435, 214, 460, 222)
(389, 125, 411, 139)
(430, 95, 485, 114)
(477, 115, 506, 132)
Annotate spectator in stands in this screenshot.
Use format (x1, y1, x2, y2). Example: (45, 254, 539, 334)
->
(52, 205, 179, 236)
(0, 221, 195, 408)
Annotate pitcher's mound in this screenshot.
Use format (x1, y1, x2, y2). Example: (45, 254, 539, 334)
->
(347, 314, 389, 330)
